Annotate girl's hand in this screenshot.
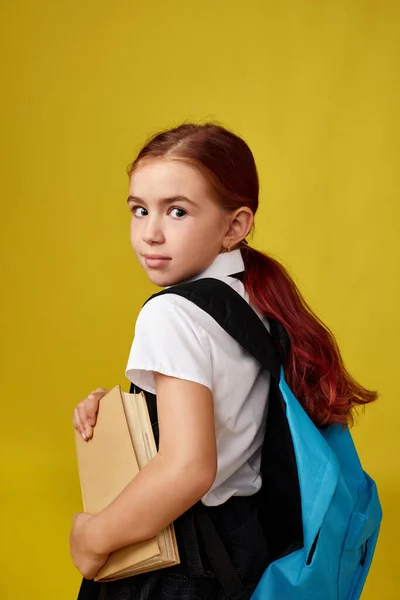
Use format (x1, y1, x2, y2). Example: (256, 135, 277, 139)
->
(72, 388, 109, 440)
(70, 512, 109, 580)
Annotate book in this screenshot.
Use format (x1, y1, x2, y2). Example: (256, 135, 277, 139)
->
(74, 385, 180, 582)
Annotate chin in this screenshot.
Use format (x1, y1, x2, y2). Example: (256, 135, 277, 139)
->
(147, 272, 180, 288)
(144, 264, 198, 288)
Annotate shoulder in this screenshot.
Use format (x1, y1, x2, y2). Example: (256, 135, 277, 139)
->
(137, 292, 205, 331)
(128, 292, 214, 391)
(135, 293, 212, 353)
(139, 277, 246, 325)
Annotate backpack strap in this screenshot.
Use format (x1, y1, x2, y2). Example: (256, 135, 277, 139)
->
(143, 277, 303, 593)
(146, 277, 282, 381)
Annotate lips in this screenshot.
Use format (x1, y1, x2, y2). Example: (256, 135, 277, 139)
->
(143, 254, 171, 268)
(143, 254, 171, 260)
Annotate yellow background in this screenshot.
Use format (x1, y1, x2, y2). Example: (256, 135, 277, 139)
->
(1, 1, 399, 598)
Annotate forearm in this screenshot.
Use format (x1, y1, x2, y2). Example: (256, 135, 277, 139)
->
(87, 452, 215, 555)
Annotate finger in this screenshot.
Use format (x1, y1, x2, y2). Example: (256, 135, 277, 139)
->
(85, 394, 100, 427)
(76, 402, 93, 439)
(73, 408, 87, 440)
(72, 408, 82, 432)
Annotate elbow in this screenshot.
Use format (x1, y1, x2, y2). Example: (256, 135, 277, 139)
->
(170, 456, 217, 501)
(137, 459, 217, 541)
(189, 463, 217, 498)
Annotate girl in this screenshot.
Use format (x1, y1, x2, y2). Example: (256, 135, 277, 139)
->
(70, 123, 377, 599)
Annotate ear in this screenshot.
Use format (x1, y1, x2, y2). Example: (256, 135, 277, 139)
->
(222, 207, 254, 250)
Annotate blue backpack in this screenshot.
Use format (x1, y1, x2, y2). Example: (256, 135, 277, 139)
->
(155, 277, 383, 600)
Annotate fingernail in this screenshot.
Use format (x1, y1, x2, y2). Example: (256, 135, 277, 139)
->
(81, 432, 87, 440)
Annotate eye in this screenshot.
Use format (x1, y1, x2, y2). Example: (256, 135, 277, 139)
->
(130, 206, 148, 217)
(169, 207, 187, 219)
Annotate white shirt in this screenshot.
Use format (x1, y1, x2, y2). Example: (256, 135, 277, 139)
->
(125, 249, 271, 506)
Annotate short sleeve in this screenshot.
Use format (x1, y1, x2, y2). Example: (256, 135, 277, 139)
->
(125, 295, 213, 394)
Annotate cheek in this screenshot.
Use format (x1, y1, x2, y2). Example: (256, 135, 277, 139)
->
(182, 223, 222, 257)
(191, 211, 224, 235)
(130, 220, 140, 247)
(196, 213, 226, 242)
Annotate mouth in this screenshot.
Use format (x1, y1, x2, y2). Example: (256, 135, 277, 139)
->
(142, 254, 172, 268)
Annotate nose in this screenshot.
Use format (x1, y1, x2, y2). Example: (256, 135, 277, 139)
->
(142, 215, 165, 246)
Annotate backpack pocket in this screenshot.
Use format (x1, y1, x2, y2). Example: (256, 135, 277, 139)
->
(338, 477, 382, 600)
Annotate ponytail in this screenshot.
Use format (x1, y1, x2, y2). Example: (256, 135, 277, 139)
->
(241, 246, 377, 427)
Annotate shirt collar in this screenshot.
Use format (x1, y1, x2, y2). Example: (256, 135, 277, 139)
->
(187, 249, 245, 283)
(164, 249, 244, 289)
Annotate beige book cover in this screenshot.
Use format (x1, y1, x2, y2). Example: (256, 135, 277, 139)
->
(74, 385, 180, 582)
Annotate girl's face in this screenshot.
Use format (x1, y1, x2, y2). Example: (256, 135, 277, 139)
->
(128, 158, 231, 287)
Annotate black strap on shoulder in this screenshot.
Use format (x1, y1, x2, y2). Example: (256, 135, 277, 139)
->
(146, 278, 281, 381)
(143, 276, 302, 594)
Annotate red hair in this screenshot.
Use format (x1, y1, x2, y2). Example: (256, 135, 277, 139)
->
(127, 123, 377, 427)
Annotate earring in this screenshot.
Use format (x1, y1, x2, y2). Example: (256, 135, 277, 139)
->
(227, 245, 231, 252)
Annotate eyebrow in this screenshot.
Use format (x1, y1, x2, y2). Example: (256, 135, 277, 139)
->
(127, 195, 198, 207)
